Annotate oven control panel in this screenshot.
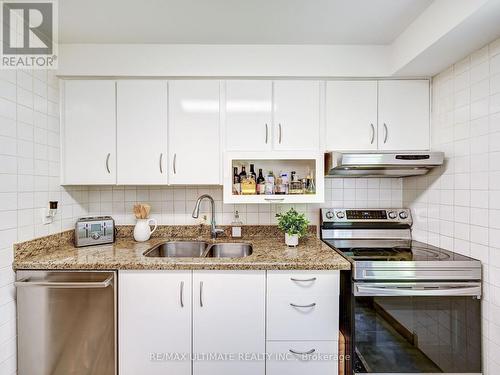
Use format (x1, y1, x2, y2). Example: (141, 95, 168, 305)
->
(321, 208, 412, 224)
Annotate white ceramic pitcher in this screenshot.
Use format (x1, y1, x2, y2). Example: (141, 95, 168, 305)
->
(133, 218, 158, 242)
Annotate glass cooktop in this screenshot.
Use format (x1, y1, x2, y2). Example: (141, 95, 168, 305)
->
(326, 240, 476, 262)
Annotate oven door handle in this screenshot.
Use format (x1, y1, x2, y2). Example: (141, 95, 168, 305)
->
(354, 283, 481, 298)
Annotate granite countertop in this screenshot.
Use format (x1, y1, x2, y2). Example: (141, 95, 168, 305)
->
(13, 225, 351, 271)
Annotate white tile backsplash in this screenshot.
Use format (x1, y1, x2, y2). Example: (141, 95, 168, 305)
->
(0, 68, 59, 374)
(66, 179, 403, 229)
(403, 36, 500, 375)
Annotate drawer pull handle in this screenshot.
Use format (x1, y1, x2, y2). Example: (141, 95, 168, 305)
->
(290, 277, 317, 282)
(289, 348, 316, 355)
(290, 302, 316, 308)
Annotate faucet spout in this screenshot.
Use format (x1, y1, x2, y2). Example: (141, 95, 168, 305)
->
(192, 194, 223, 239)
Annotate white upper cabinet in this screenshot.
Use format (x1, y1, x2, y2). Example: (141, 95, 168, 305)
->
(325, 79, 430, 152)
(378, 80, 430, 151)
(225, 80, 272, 151)
(326, 80, 378, 151)
(168, 80, 221, 185)
(193, 270, 265, 375)
(61, 80, 116, 185)
(116, 80, 168, 185)
(273, 81, 321, 151)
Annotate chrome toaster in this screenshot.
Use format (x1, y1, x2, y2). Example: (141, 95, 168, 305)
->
(75, 216, 115, 247)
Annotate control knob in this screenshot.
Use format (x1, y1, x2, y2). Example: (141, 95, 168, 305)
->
(388, 211, 398, 219)
(336, 211, 345, 219)
(91, 232, 101, 240)
(325, 211, 334, 219)
(399, 211, 409, 219)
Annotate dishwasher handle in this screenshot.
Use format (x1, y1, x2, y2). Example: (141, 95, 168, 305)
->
(15, 275, 114, 289)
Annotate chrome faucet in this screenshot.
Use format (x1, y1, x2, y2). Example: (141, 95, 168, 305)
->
(192, 194, 224, 239)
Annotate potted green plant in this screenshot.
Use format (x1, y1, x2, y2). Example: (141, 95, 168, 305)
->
(276, 208, 310, 247)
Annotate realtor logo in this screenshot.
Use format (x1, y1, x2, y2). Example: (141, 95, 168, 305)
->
(1, 0, 58, 68)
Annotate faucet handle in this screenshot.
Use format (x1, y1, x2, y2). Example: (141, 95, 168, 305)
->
(213, 228, 225, 238)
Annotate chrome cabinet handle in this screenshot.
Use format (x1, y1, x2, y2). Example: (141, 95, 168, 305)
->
(159, 153, 163, 174)
(15, 275, 113, 289)
(383, 123, 388, 144)
(199, 281, 203, 307)
(289, 348, 315, 355)
(290, 277, 317, 282)
(370, 123, 375, 144)
(278, 123, 282, 144)
(265, 123, 268, 144)
(290, 302, 316, 308)
(105, 153, 111, 173)
(180, 281, 184, 307)
(173, 153, 177, 174)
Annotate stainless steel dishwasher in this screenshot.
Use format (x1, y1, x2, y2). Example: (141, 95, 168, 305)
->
(15, 271, 116, 375)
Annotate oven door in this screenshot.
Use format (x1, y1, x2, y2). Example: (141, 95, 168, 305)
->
(351, 282, 482, 374)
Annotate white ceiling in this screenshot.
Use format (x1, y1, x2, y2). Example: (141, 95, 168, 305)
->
(59, 0, 433, 45)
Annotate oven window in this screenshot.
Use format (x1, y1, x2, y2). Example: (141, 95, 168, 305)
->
(354, 296, 481, 373)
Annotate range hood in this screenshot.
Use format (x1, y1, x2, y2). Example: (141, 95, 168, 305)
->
(325, 151, 444, 178)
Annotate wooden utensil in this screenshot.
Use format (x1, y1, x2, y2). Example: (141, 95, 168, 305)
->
(133, 204, 152, 219)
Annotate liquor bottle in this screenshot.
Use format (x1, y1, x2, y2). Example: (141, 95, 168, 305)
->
(249, 164, 257, 180)
(289, 171, 304, 194)
(239, 166, 247, 181)
(241, 173, 256, 195)
(232, 167, 241, 195)
(249, 164, 257, 194)
(256, 169, 265, 195)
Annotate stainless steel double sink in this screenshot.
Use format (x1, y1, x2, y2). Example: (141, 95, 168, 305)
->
(143, 241, 253, 259)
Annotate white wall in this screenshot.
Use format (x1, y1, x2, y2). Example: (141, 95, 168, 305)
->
(57, 44, 392, 77)
(403, 36, 500, 374)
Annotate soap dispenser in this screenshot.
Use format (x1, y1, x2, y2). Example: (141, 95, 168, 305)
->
(231, 211, 243, 238)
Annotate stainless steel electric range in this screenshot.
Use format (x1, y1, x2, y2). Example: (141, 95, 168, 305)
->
(320, 208, 482, 375)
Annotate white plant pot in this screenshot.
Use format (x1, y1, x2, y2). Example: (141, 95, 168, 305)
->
(133, 218, 158, 242)
(285, 233, 299, 247)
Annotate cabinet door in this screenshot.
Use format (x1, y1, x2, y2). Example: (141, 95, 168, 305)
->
(273, 81, 320, 151)
(169, 80, 221, 184)
(119, 270, 192, 375)
(61, 80, 116, 184)
(193, 270, 265, 375)
(117, 80, 167, 185)
(378, 80, 430, 151)
(326, 80, 378, 151)
(225, 80, 272, 151)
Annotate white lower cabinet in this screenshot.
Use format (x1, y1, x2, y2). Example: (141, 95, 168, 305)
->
(266, 271, 340, 375)
(267, 294, 339, 340)
(193, 270, 266, 375)
(119, 270, 266, 375)
(119, 270, 192, 375)
(266, 341, 338, 375)
(119, 270, 338, 375)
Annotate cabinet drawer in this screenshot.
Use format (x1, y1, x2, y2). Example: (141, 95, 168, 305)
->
(267, 270, 339, 297)
(267, 294, 339, 340)
(266, 341, 338, 375)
